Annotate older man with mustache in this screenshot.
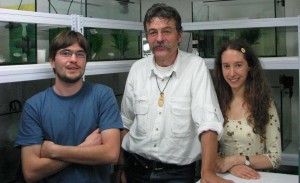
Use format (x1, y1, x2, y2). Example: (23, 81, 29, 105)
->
(114, 3, 234, 183)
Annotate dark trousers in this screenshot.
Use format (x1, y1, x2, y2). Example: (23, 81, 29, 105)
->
(124, 152, 195, 183)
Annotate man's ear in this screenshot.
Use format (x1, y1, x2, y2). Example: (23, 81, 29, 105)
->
(177, 31, 183, 43)
(50, 58, 55, 68)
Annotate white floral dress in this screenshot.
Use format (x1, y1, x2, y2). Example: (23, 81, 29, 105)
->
(219, 102, 282, 168)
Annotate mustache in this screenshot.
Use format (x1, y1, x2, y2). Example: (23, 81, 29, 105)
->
(151, 42, 172, 49)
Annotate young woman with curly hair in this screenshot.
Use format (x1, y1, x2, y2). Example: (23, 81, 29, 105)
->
(213, 39, 281, 180)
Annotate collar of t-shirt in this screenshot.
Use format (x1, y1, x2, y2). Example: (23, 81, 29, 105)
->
(154, 62, 174, 78)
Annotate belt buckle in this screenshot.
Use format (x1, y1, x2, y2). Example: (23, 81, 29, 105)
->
(153, 161, 163, 171)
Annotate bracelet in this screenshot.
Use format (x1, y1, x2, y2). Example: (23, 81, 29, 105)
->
(114, 164, 125, 171)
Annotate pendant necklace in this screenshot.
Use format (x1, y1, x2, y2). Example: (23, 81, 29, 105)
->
(155, 72, 173, 107)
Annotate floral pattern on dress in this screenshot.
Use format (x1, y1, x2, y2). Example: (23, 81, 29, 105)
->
(219, 102, 282, 168)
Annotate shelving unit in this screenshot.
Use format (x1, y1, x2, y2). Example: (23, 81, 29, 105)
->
(0, 8, 140, 83)
(0, 9, 299, 83)
(0, 8, 299, 166)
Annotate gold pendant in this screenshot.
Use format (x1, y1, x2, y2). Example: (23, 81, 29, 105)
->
(158, 92, 164, 107)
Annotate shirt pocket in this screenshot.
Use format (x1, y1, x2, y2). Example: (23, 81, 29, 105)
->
(133, 98, 149, 135)
(170, 103, 192, 137)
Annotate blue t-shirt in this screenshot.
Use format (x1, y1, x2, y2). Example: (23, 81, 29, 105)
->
(15, 82, 123, 183)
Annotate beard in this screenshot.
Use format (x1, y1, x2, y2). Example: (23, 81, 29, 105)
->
(56, 71, 83, 83)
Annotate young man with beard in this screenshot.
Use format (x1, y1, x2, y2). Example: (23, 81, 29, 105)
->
(15, 30, 123, 183)
(115, 3, 234, 183)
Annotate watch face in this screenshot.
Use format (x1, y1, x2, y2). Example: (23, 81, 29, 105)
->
(245, 156, 250, 166)
(245, 160, 250, 166)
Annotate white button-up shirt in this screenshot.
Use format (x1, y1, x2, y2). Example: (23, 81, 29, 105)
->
(121, 50, 224, 165)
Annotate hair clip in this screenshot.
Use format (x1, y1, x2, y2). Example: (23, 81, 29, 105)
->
(241, 48, 246, 53)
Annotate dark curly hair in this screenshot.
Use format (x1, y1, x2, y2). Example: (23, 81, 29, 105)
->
(213, 39, 272, 137)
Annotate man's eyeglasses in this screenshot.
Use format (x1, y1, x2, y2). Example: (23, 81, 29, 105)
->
(57, 50, 87, 59)
(147, 27, 177, 38)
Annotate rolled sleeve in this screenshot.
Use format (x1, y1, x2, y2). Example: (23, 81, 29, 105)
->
(189, 57, 224, 140)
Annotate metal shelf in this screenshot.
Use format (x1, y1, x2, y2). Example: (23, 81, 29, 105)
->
(182, 17, 299, 30)
(82, 16, 143, 30)
(0, 60, 136, 84)
(0, 8, 299, 84)
(0, 8, 72, 26)
(205, 57, 299, 70)
(1, 57, 298, 84)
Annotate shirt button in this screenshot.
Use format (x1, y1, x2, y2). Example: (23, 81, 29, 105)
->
(156, 128, 158, 131)
(154, 144, 157, 147)
(159, 112, 162, 115)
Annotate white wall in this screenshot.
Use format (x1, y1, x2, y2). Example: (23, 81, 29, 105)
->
(285, 0, 300, 17)
(141, 0, 192, 22)
(285, 0, 300, 56)
(0, 0, 34, 7)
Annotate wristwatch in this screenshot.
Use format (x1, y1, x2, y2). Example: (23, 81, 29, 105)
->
(245, 156, 251, 166)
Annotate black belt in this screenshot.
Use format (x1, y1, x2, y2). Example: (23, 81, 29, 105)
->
(125, 151, 194, 171)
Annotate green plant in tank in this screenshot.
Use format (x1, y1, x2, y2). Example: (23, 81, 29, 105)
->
(88, 28, 103, 60)
(111, 29, 130, 59)
(217, 34, 230, 48)
(239, 28, 261, 45)
(216, 28, 261, 50)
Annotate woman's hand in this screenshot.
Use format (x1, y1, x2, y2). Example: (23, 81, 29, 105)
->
(229, 165, 260, 179)
(201, 171, 235, 183)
